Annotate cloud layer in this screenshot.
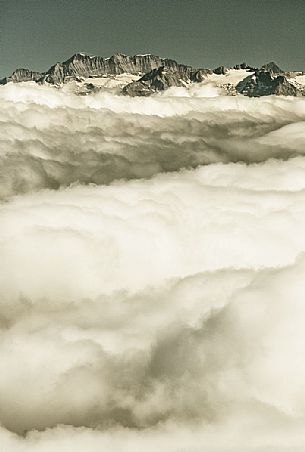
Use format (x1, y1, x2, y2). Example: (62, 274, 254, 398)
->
(1, 82, 305, 199)
(1, 84, 305, 450)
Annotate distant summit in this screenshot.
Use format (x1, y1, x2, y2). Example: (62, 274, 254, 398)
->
(261, 61, 284, 75)
(0, 68, 43, 85)
(236, 61, 304, 97)
(1, 52, 196, 85)
(236, 70, 300, 97)
(1, 53, 304, 97)
(123, 66, 212, 96)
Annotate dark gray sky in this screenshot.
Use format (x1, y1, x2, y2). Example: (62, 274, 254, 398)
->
(1, 0, 305, 77)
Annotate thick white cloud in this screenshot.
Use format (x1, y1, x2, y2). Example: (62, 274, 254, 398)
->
(1, 83, 305, 199)
(1, 84, 305, 450)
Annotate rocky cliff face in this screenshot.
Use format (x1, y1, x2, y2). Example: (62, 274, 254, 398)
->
(0, 52, 210, 86)
(213, 65, 228, 75)
(233, 62, 256, 70)
(190, 68, 213, 82)
(1, 54, 304, 98)
(0, 68, 43, 85)
(40, 53, 196, 85)
(122, 66, 187, 96)
(260, 61, 284, 75)
(236, 70, 303, 97)
(123, 66, 212, 96)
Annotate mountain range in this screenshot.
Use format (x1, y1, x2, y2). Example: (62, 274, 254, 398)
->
(1, 52, 305, 97)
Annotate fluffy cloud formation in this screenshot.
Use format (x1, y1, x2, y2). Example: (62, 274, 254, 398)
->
(1, 84, 305, 450)
(1, 82, 305, 199)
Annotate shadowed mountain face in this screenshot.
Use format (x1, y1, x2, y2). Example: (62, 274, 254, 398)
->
(0, 53, 196, 85)
(1, 52, 305, 97)
(122, 66, 212, 96)
(0, 68, 43, 85)
(43, 53, 184, 84)
(236, 70, 302, 97)
(261, 61, 284, 75)
(122, 66, 184, 96)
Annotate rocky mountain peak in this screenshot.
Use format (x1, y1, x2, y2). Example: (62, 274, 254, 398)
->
(0, 68, 44, 85)
(236, 69, 301, 97)
(122, 66, 189, 96)
(213, 65, 228, 75)
(35, 52, 195, 84)
(111, 52, 128, 58)
(1, 52, 304, 98)
(233, 62, 256, 71)
(261, 61, 284, 75)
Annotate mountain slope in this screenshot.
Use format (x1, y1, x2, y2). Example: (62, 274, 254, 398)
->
(0, 68, 43, 85)
(1, 53, 305, 98)
(122, 66, 212, 96)
(236, 70, 305, 97)
(1, 53, 196, 85)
